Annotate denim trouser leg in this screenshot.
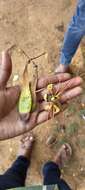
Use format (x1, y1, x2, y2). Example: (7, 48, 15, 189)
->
(60, 0, 85, 65)
(0, 156, 30, 190)
(43, 161, 72, 190)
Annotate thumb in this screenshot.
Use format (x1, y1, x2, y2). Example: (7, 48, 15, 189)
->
(0, 51, 12, 88)
(0, 86, 20, 119)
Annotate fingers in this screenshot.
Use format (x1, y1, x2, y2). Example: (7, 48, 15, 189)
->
(36, 87, 82, 124)
(5, 86, 20, 112)
(54, 76, 83, 93)
(37, 73, 71, 89)
(0, 51, 12, 88)
(0, 86, 20, 119)
(37, 111, 51, 125)
(37, 76, 83, 101)
(60, 86, 82, 103)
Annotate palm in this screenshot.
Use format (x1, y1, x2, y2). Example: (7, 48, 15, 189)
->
(0, 51, 83, 140)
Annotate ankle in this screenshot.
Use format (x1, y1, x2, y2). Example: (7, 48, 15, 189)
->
(55, 64, 69, 73)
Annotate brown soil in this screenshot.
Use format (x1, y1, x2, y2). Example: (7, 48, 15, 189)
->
(0, 0, 85, 189)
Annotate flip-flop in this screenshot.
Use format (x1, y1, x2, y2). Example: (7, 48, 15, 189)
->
(56, 143, 72, 168)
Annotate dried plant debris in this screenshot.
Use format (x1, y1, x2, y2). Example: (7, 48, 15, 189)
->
(8, 45, 46, 122)
(46, 135, 57, 146)
(44, 83, 61, 116)
(44, 79, 74, 117)
(18, 60, 38, 121)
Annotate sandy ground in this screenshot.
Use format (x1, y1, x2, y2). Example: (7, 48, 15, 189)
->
(0, 0, 85, 189)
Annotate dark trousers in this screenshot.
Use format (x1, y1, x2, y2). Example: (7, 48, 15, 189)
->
(43, 161, 71, 190)
(0, 156, 71, 190)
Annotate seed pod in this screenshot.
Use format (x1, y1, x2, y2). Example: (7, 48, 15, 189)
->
(18, 62, 33, 121)
(18, 62, 38, 122)
(18, 85, 32, 121)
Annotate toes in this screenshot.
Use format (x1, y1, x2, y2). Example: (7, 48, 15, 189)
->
(21, 133, 34, 144)
(58, 143, 72, 162)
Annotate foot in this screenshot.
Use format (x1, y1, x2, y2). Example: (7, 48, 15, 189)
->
(18, 133, 34, 160)
(55, 64, 69, 73)
(53, 143, 72, 168)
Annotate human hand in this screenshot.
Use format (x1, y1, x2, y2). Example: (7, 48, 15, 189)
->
(0, 52, 82, 140)
(0, 51, 20, 120)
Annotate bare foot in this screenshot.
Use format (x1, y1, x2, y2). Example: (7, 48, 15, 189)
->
(55, 64, 69, 73)
(53, 143, 72, 168)
(18, 133, 34, 160)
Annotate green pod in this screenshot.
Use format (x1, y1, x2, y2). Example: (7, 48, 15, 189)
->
(18, 86, 32, 115)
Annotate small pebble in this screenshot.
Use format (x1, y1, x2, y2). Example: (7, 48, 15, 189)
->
(13, 74, 19, 82)
(9, 147, 13, 153)
(73, 173, 76, 177)
(81, 103, 85, 108)
(80, 167, 84, 171)
(82, 114, 85, 120)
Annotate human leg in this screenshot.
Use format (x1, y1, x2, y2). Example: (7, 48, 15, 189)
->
(0, 133, 34, 190)
(43, 144, 72, 190)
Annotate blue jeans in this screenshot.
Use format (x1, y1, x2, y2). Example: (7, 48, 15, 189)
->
(0, 156, 71, 190)
(0, 156, 30, 189)
(60, 0, 85, 65)
(43, 162, 71, 190)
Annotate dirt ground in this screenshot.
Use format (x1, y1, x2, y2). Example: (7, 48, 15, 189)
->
(0, 0, 85, 189)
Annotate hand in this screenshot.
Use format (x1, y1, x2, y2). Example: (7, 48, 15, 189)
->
(0, 51, 82, 140)
(0, 51, 20, 120)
